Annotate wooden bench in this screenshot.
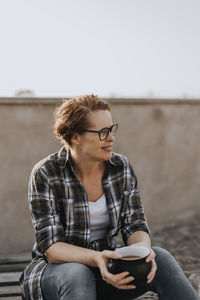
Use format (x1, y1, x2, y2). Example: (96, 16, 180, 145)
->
(0, 255, 30, 299)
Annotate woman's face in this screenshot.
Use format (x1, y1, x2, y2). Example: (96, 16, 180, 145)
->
(77, 109, 116, 162)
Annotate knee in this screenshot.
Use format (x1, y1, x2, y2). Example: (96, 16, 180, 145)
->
(56, 263, 95, 290)
(41, 263, 96, 299)
(152, 246, 182, 275)
(152, 246, 175, 263)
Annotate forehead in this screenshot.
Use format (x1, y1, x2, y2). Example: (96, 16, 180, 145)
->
(87, 110, 113, 128)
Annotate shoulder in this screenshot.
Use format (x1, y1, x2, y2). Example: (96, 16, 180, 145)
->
(31, 150, 61, 178)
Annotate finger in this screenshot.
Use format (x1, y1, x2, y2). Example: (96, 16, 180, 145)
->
(101, 268, 114, 281)
(116, 284, 136, 290)
(109, 272, 134, 287)
(114, 271, 130, 280)
(146, 249, 155, 262)
(102, 271, 129, 284)
(147, 259, 157, 277)
(147, 273, 155, 284)
(103, 274, 136, 290)
(147, 260, 157, 283)
(103, 270, 129, 283)
(146, 249, 156, 262)
(117, 275, 135, 286)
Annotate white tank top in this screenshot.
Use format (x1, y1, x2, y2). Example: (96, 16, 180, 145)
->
(88, 194, 110, 242)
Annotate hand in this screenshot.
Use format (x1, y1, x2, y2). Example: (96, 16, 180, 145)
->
(146, 248, 157, 284)
(95, 250, 136, 290)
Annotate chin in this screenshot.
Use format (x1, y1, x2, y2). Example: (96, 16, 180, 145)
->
(103, 151, 112, 160)
(93, 150, 112, 162)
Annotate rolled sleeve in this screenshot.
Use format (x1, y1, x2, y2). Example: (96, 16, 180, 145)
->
(121, 168, 150, 245)
(29, 167, 65, 253)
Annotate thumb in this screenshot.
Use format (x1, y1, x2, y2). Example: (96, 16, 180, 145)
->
(102, 250, 121, 260)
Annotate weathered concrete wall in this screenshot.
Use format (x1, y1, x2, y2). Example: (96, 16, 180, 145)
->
(0, 98, 200, 254)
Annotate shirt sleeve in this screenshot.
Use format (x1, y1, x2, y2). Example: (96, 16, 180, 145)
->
(121, 161, 150, 245)
(28, 167, 65, 253)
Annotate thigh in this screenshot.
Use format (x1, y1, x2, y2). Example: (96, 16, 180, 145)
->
(41, 262, 96, 300)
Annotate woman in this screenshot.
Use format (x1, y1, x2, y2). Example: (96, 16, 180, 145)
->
(20, 94, 199, 300)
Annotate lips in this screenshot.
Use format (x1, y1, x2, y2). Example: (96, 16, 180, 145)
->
(102, 145, 112, 151)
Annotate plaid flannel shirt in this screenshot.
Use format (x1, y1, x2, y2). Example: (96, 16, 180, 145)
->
(20, 146, 150, 300)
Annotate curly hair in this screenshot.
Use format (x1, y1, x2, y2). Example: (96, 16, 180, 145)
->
(54, 94, 111, 145)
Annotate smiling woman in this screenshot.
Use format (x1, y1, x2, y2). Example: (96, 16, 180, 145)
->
(20, 95, 200, 300)
(69, 109, 116, 163)
(53, 94, 111, 145)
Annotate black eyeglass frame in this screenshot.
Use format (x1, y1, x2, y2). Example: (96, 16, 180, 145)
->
(81, 123, 118, 141)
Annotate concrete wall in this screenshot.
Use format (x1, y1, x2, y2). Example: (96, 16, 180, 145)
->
(0, 97, 200, 255)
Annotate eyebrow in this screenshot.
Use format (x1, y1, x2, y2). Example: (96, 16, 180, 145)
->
(87, 124, 114, 131)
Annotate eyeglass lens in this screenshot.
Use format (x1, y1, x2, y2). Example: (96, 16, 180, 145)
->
(100, 124, 118, 140)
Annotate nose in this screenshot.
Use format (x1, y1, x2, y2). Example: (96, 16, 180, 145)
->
(106, 131, 115, 142)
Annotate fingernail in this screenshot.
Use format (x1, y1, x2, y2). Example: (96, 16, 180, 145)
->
(128, 277, 134, 281)
(131, 285, 136, 289)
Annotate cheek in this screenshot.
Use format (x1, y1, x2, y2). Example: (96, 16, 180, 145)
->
(84, 141, 101, 152)
(91, 143, 104, 155)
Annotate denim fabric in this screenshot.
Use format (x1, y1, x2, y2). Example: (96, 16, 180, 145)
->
(41, 247, 200, 300)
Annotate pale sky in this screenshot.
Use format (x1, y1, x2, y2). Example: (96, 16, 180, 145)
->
(0, 0, 200, 98)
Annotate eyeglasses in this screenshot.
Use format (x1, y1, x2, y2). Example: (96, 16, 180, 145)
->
(81, 123, 118, 141)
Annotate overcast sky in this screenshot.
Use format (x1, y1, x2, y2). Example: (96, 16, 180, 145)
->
(0, 0, 200, 98)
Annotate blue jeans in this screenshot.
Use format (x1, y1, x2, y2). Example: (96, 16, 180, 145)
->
(41, 246, 200, 300)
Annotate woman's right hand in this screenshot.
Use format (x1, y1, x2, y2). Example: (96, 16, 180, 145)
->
(95, 250, 136, 290)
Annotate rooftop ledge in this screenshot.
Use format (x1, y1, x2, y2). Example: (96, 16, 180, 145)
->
(0, 97, 200, 105)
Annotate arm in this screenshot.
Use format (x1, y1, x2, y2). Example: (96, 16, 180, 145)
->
(121, 168, 150, 245)
(46, 241, 104, 266)
(127, 230, 151, 248)
(120, 160, 156, 283)
(46, 241, 99, 265)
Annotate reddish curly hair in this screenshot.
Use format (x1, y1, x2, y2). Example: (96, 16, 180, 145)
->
(54, 94, 111, 145)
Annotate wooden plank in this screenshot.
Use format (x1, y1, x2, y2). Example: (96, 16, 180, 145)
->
(0, 285, 21, 296)
(0, 253, 31, 264)
(0, 272, 21, 297)
(0, 297, 21, 300)
(0, 282, 19, 287)
(0, 293, 21, 298)
(0, 263, 27, 273)
(0, 255, 29, 297)
(0, 272, 21, 284)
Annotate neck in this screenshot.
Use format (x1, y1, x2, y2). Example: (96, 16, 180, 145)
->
(69, 148, 105, 180)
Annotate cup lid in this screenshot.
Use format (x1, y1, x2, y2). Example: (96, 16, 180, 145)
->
(115, 245, 150, 258)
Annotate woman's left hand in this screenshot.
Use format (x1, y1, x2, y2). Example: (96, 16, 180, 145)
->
(146, 248, 157, 284)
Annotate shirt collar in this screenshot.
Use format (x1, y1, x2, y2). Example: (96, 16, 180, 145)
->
(58, 146, 70, 169)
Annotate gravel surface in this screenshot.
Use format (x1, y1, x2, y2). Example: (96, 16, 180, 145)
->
(136, 217, 200, 299)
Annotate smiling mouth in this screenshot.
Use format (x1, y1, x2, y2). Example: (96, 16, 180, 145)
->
(102, 146, 112, 152)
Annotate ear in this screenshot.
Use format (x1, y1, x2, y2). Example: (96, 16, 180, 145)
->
(71, 133, 81, 145)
